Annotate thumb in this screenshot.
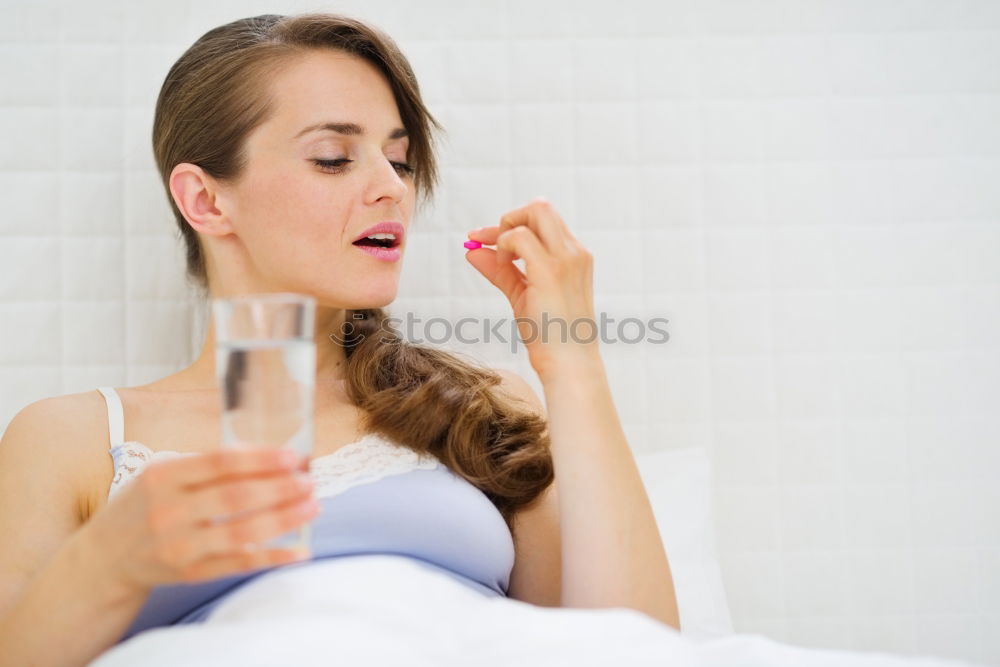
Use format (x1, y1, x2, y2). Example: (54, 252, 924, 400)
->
(465, 245, 526, 305)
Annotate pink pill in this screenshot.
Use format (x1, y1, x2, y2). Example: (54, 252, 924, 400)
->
(464, 240, 483, 249)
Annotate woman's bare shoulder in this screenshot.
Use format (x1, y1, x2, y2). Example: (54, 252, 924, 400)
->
(1, 390, 117, 523)
(3, 389, 111, 446)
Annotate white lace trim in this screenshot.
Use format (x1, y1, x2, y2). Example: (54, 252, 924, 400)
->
(308, 436, 441, 498)
(107, 434, 441, 501)
(108, 444, 192, 499)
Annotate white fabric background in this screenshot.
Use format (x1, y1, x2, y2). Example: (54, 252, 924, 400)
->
(0, 1, 997, 665)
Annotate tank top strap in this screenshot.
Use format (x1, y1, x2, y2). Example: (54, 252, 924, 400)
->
(96, 386, 126, 447)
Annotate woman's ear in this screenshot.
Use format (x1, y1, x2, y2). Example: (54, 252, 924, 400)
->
(169, 162, 236, 237)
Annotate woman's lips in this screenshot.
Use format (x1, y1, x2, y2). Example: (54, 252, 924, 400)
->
(353, 243, 401, 262)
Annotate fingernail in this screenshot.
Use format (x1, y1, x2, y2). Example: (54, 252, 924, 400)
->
(464, 240, 482, 249)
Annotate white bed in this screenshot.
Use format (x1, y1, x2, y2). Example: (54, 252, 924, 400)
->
(89, 448, 986, 667)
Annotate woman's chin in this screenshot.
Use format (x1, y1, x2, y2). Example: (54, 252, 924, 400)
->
(314, 290, 398, 311)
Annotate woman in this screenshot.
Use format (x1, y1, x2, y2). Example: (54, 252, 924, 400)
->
(0, 12, 679, 665)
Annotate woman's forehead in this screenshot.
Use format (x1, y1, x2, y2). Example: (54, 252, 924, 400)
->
(273, 51, 388, 103)
(266, 55, 402, 138)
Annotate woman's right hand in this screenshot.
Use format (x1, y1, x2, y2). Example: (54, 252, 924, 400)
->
(81, 447, 319, 595)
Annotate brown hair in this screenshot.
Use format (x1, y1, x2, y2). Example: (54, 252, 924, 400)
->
(151, 12, 553, 531)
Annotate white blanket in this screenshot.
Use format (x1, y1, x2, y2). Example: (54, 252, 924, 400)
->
(89, 555, 983, 667)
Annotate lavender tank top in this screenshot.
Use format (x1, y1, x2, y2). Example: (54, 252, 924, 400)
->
(96, 387, 515, 645)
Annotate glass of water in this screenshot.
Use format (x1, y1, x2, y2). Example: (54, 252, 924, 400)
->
(211, 292, 316, 554)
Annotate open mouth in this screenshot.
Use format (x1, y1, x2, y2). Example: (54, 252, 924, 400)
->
(352, 233, 400, 249)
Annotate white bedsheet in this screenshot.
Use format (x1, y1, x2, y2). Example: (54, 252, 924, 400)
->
(89, 555, 985, 667)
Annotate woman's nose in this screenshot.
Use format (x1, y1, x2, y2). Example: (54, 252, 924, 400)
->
(373, 161, 409, 199)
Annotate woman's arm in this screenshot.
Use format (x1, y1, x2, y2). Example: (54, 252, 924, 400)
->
(465, 197, 679, 630)
(0, 397, 152, 666)
(0, 527, 150, 667)
(540, 352, 680, 630)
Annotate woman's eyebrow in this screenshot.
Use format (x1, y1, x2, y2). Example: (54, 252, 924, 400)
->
(294, 121, 408, 140)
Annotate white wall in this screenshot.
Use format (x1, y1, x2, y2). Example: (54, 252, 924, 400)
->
(1, 1, 997, 665)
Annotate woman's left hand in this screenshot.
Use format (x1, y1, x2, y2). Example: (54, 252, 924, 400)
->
(464, 197, 600, 381)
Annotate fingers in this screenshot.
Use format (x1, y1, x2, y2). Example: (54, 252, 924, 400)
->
(152, 447, 301, 492)
(197, 494, 319, 559)
(464, 239, 526, 301)
(496, 226, 551, 280)
(185, 471, 315, 526)
(469, 197, 579, 257)
(465, 224, 557, 307)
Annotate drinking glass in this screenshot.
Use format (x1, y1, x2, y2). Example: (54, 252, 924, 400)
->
(212, 292, 316, 553)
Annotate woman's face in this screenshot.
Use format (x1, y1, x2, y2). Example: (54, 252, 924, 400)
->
(209, 49, 415, 308)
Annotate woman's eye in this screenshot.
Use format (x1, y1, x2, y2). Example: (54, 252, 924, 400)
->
(393, 161, 417, 177)
(312, 158, 415, 177)
(313, 158, 352, 171)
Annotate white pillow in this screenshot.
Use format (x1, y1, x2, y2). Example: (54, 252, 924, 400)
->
(633, 446, 734, 641)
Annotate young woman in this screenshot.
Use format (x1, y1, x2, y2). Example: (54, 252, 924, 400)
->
(0, 13, 679, 664)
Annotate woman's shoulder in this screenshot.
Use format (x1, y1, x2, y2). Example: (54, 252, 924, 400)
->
(1, 389, 114, 524)
(5, 389, 111, 440)
(490, 368, 546, 418)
